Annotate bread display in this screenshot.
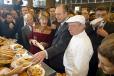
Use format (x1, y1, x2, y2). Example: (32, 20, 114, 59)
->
(0, 37, 16, 46)
(0, 37, 45, 76)
(0, 37, 7, 46)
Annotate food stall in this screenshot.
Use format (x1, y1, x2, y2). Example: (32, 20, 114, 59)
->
(0, 36, 55, 76)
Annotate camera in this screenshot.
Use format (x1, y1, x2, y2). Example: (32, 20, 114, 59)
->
(90, 17, 104, 30)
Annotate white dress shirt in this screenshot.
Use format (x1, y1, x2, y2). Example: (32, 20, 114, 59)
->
(64, 31, 93, 76)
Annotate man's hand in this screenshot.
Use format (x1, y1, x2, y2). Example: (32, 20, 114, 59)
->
(97, 27, 108, 37)
(32, 51, 46, 65)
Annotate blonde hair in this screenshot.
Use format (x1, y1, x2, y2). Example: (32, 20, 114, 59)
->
(24, 13, 33, 22)
(39, 11, 49, 20)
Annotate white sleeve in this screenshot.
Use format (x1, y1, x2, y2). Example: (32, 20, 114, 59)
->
(44, 50, 48, 59)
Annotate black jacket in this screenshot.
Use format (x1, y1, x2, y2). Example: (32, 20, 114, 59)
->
(0, 20, 16, 39)
(46, 22, 72, 73)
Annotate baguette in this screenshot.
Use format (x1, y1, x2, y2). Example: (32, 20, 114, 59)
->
(0, 54, 14, 58)
(0, 60, 12, 64)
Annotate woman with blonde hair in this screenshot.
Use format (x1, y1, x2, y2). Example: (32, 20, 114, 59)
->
(28, 11, 54, 54)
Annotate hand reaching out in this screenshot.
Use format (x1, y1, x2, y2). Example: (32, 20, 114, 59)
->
(31, 51, 46, 65)
(97, 27, 108, 37)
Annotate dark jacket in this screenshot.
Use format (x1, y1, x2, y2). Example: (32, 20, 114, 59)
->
(46, 22, 72, 73)
(15, 16, 24, 45)
(0, 20, 16, 39)
(21, 25, 32, 50)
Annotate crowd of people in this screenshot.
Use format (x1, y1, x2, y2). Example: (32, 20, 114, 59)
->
(0, 4, 114, 76)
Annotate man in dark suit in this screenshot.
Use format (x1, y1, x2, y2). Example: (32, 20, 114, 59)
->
(16, 6, 29, 46)
(31, 4, 72, 73)
(21, 13, 34, 50)
(0, 13, 16, 39)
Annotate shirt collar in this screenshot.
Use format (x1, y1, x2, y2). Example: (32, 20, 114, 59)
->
(73, 30, 86, 37)
(60, 17, 69, 25)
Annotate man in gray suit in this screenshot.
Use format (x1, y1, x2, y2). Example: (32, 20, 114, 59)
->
(22, 14, 35, 50)
(32, 4, 72, 73)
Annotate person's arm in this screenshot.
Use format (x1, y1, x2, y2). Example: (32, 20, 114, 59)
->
(31, 25, 72, 64)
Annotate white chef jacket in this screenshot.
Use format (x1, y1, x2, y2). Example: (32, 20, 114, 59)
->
(64, 30, 93, 76)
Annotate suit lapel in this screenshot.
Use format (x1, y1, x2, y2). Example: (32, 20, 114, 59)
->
(52, 23, 68, 45)
(54, 22, 67, 37)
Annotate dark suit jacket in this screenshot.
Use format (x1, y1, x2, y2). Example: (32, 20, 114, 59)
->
(46, 22, 72, 73)
(0, 21, 3, 36)
(15, 16, 24, 45)
(0, 20, 16, 39)
(21, 25, 32, 50)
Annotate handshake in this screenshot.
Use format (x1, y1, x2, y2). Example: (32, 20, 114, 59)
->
(90, 17, 105, 30)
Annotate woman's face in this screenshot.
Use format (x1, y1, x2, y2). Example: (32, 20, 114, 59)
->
(39, 18, 48, 26)
(98, 53, 114, 74)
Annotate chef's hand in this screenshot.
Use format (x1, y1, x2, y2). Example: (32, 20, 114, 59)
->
(32, 51, 46, 65)
(97, 27, 108, 37)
